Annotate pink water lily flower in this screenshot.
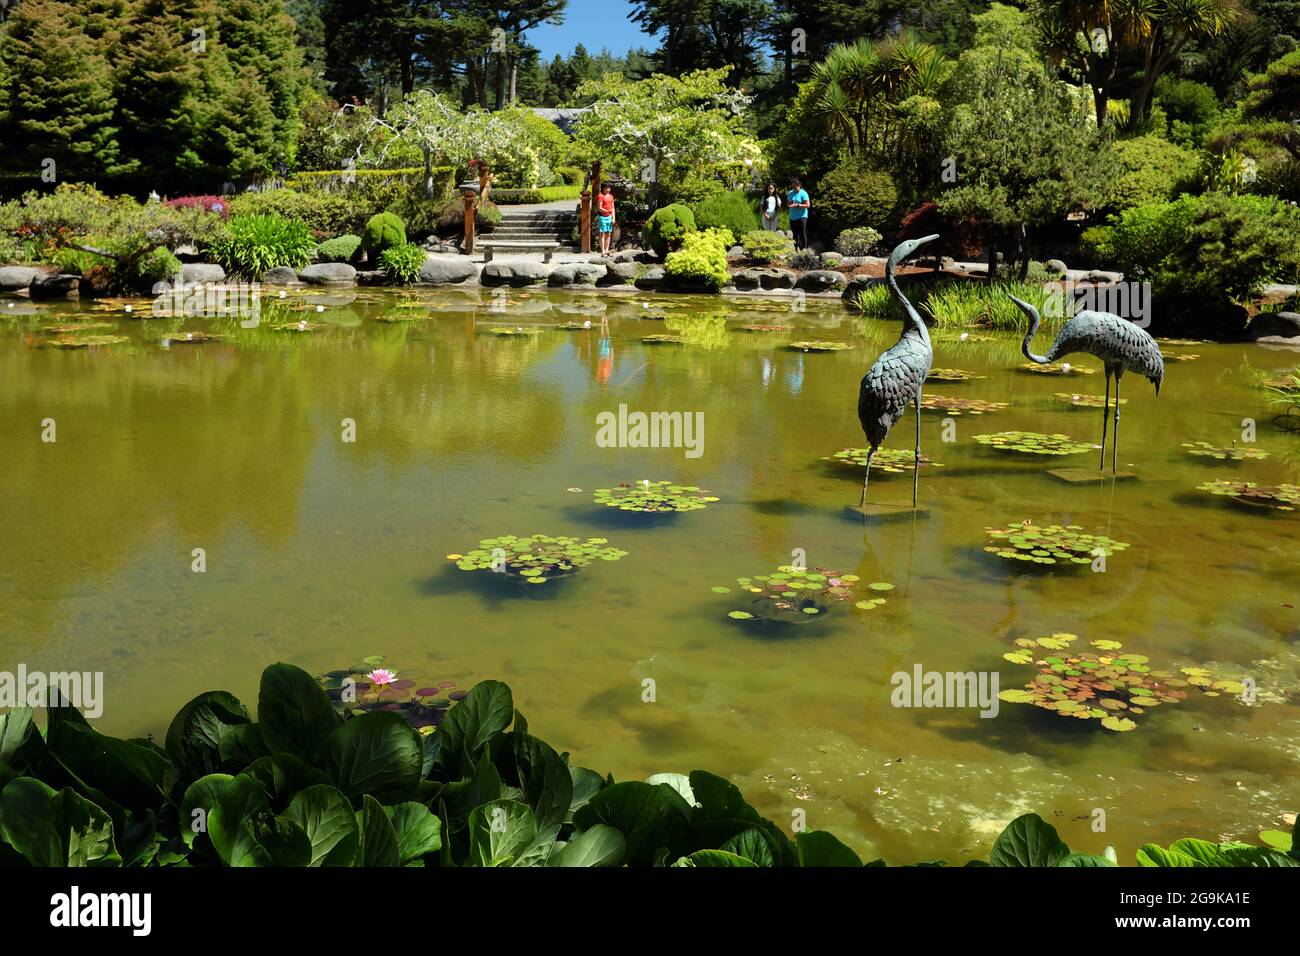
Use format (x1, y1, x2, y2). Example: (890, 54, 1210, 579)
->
(367, 668, 398, 686)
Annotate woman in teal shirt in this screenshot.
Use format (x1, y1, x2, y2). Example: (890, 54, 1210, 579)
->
(786, 178, 810, 249)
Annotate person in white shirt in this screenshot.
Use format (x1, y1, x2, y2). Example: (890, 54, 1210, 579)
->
(760, 183, 781, 231)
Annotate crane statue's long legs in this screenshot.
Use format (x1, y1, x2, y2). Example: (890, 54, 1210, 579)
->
(861, 447, 876, 507)
(1099, 369, 1111, 470)
(913, 391, 922, 508)
(1112, 371, 1122, 474)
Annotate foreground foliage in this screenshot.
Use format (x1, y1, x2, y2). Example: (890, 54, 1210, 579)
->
(0, 665, 1295, 867)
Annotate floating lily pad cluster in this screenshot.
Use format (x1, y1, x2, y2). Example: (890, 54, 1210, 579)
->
(316, 655, 465, 734)
(737, 324, 790, 333)
(1018, 362, 1098, 375)
(1054, 392, 1126, 409)
(448, 534, 627, 584)
(1197, 480, 1300, 512)
(998, 634, 1244, 731)
(270, 321, 316, 333)
(642, 334, 684, 344)
(926, 367, 985, 383)
(825, 447, 944, 474)
(42, 322, 114, 334)
(1182, 441, 1269, 461)
(713, 565, 893, 623)
(162, 332, 220, 345)
(984, 523, 1129, 566)
(973, 431, 1096, 455)
(39, 334, 129, 349)
(920, 395, 1008, 415)
(786, 340, 850, 352)
(484, 326, 540, 337)
(591, 480, 719, 513)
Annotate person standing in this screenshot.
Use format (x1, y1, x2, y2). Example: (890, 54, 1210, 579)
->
(760, 183, 781, 231)
(596, 183, 616, 255)
(786, 178, 810, 249)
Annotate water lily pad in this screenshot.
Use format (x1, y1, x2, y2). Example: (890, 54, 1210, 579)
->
(974, 431, 1096, 456)
(484, 326, 541, 337)
(1054, 392, 1127, 409)
(1197, 480, 1300, 512)
(1181, 441, 1269, 462)
(591, 480, 719, 514)
(925, 368, 984, 383)
(984, 523, 1128, 566)
(39, 334, 129, 349)
(824, 447, 944, 474)
(786, 340, 850, 352)
(1018, 362, 1099, 375)
(450, 533, 628, 584)
(718, 564, 887, 625)
(920, 395, 1009, 415)
(641, 334, 685, 344)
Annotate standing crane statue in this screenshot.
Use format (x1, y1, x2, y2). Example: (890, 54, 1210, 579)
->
(857, 234, 941, 508)
(1008, 295, 1165, 473)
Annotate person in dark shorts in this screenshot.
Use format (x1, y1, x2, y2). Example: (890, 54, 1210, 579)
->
(786, 178, 810, 249)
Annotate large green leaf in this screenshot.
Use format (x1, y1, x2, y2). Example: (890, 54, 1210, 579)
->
(320, 711, 422, 802)
(547, 824, 626, 867)
(467, 799, 538, 867)
(436, 680, 513, 772)
(165, 691, 251, 781)
(0, 778, 120, 867)
(0, 708, 44, 774)
(282, 784, 361, 866)
(721, 827, 775, 866)
(1137, 843, 1205, 867)
(217, 723, 270, 772)
(567, 766, 605, 822)
(1220, 846, 1300, 867)
(257, 663, 339, 762)
(247, 814, 313, 866)
(45, 702, 169, 814)
(672, 849, 756, 867)
(357, 795, 400, 866)
(796, 830, 863, 867)
(573, 781, 693, 865)
(180, 772, 270, 862)
(384, 801, 442, 865)
(243, 753, 331, 812)
(989, 814, 1070, 867)
(514, 733, 573, 834)
(431, 749, 502, 832)
(1059, 852, 1117, 866)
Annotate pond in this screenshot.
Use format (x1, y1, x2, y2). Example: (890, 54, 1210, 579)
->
(1, 285, 1298, 862)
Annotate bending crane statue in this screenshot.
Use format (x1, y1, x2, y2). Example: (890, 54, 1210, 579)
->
(857, 234, 940, 508)
(1009, 295, 1164, 473)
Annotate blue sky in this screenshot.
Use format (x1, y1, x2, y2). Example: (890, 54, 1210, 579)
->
(525, 0, 658, 59)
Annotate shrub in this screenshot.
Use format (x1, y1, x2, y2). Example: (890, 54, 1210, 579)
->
(437, 198, 501, 235)
(379, 242, 427, 284)
(210, 214, 316, 277)
(835, 226, 883, 257)
(556, 165, 584, 186)
(1107, 137, 1200, 210)
(163, 195, 231, 219)
(489, 185, 581, 204)
(664, 228, 731, 291)
(315, 235, 362, 263)
(228, 189, 357, 237)
(362, 212, 407, 259)
(643, 203, 696, 257)
(1153, 77, 1220, 148)
(785, 248, 820, 271)
(694, 190, 759, 236)
(131, 246, 182, 288)
(740, 229, 792, 264)
(1098, 193, 1300, 301)
(817, 161, 898, 234)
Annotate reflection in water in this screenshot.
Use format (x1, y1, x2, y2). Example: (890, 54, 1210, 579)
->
(1, 287, 1298, 862)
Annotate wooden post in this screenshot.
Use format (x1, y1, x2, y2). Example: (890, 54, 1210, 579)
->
(590, 160, 602, 253)
(462, 190, 476, 255)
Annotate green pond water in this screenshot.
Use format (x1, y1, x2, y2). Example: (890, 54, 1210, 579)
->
(2, 285, 1298, 862)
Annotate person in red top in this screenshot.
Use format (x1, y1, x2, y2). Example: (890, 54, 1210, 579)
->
(596, 183, 616, 255)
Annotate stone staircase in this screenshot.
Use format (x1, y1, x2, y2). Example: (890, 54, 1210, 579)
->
(479, 207, 578, 254)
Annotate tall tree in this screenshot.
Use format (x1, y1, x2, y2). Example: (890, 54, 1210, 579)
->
(631, 0, 774, 84)
(0, 0, 126, 181)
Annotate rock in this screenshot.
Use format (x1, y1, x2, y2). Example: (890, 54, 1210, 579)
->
(0, 266, 41, 292)
(598, 262, 638, 286)
(418, 257, 477, 285)
(613, 250, 639, 263)
(481, 260, 549, 286)
(548, 263, 606, 286)
(298, 263, 357, 285)
(29, 273, 80, 300)
(79, 271, 113, 298)
(1085, 269, 1122, 283)
(796, 270, 846, 293)
(634, 251, 658, 264)
(634, 266, 666, 290)
(356, 270, 388, 286)
(181, 263, 226, 285)
(727, 245, 746, 259)
(819, 251, 844, 266)
(261, 266, 302, 284)
(1045, 259, 1068, 275)
(732, 269, 764, 291)
(1250, 311, 1300, 340)
(843, 275, 879, 303)
(758, 268, 797, 290)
